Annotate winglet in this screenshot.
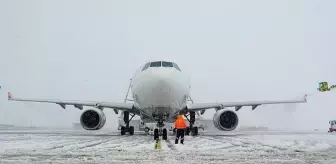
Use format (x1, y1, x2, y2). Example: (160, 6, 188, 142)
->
(304, 94, 307, 102)
(8, 92, 12, 100)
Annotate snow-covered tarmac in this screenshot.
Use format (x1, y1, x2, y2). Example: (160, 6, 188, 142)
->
(0, 128, 335, 164)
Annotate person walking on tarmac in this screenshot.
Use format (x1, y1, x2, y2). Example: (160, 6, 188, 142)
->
(174, 114, 187, 144)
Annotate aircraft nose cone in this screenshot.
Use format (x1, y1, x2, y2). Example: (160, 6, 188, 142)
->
(153, 76, 172, 92)
(131, 67, 190, 111)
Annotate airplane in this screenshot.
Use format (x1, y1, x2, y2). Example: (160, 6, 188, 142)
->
(7, 60, 307, 140)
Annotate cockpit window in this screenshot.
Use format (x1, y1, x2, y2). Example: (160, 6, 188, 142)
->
(150, 61, 161, 67)
(141, 61, 182, 71)
(141, 62, 150, 71)
(331, 120, 336, 125)
(162, 61, 173, 67)
(173, 62, 181, 71)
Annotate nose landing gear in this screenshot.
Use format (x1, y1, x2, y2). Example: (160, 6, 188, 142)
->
(153, 119, 168, 140)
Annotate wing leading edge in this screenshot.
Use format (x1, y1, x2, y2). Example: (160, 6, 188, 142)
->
(186, 94, 307, 113)
(7, 92, 139, 115)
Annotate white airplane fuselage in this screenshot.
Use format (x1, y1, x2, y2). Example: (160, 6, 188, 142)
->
(130, 66, 190, 123)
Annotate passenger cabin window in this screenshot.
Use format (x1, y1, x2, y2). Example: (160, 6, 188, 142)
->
(141, 62, 150, 71)
(150, 61, 161, 67)
(162, 61, 173, 67)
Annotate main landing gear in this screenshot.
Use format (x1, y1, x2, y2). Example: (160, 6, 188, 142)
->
(120, 111, 135, 136)
(172, 111, 199, 136)
(184, 111, 199, 136)
(153, 119, 168, 141)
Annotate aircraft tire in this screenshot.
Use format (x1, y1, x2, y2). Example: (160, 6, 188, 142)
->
(192, 127, 198, 136)
(185, 127, 190, 135)
(121, 126, 126, 135)
(144, 127, 150, 135)
(154, 128, 159, 140)
(162, 128, 167, 140)
(129, 126, 134, 135)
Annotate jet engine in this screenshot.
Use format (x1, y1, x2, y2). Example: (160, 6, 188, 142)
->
(80, 108, 106, 130)
(213, 109, 239, 131)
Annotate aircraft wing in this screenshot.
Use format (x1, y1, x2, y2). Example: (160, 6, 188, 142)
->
(187, 94, 307, 114)
(7, 92, 138, 115)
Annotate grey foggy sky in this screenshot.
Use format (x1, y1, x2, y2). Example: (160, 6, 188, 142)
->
(0, 0, 335, 131)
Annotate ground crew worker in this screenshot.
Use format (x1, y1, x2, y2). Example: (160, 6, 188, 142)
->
(174, 114, 187, 144)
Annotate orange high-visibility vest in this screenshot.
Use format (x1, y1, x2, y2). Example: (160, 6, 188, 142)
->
(174, 115, 187, 129)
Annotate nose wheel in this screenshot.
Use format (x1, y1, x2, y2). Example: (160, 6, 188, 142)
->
(153, 128, 168, 140)
(153, 119, 168, 140)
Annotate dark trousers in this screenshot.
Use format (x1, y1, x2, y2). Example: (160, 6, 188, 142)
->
(175, 128, 185, 144)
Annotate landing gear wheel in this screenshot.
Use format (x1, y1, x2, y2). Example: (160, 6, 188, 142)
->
(144, 127, 150, 135)
(121, 126, 126, 135)
(185, 127, 190, 135)
(129, 126, 134, 135)
(162, 128, 167, 140)
(184, 111, 196, 136)
(192, 126, 198, 136)
(120, 111, 136, 136)
(154, 128, 159, 140)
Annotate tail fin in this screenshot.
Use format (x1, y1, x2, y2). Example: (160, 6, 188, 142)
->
(8, 92, 12, 100)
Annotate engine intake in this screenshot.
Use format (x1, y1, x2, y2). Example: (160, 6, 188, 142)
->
(213, 109, 239, 131)
(80, 108, 106, 130)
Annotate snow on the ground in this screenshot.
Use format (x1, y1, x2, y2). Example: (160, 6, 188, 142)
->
(0, 129, 335, 164)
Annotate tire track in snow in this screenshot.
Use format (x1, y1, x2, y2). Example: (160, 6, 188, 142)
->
(44, 139, 98, 150)
(76, 139, 115, 150)
(195, 136, 239, 150)
(42, 135, 130, 152)
(164, 139, 178, 151)
(221, 136, 293, 151)
(105, 136, 154, 150)
(71, 136, 131, 151)
(200, 136, 258, 150)
(121, 136, 151, 147)
(201, 136, 291, 152)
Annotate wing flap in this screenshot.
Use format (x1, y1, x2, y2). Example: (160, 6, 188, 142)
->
(187, 94, 307, 113)
(8, 92, 138, 114)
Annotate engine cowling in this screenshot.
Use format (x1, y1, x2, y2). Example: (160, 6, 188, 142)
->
(213, 109, 239, 131)
(80, 108, 106, 130)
